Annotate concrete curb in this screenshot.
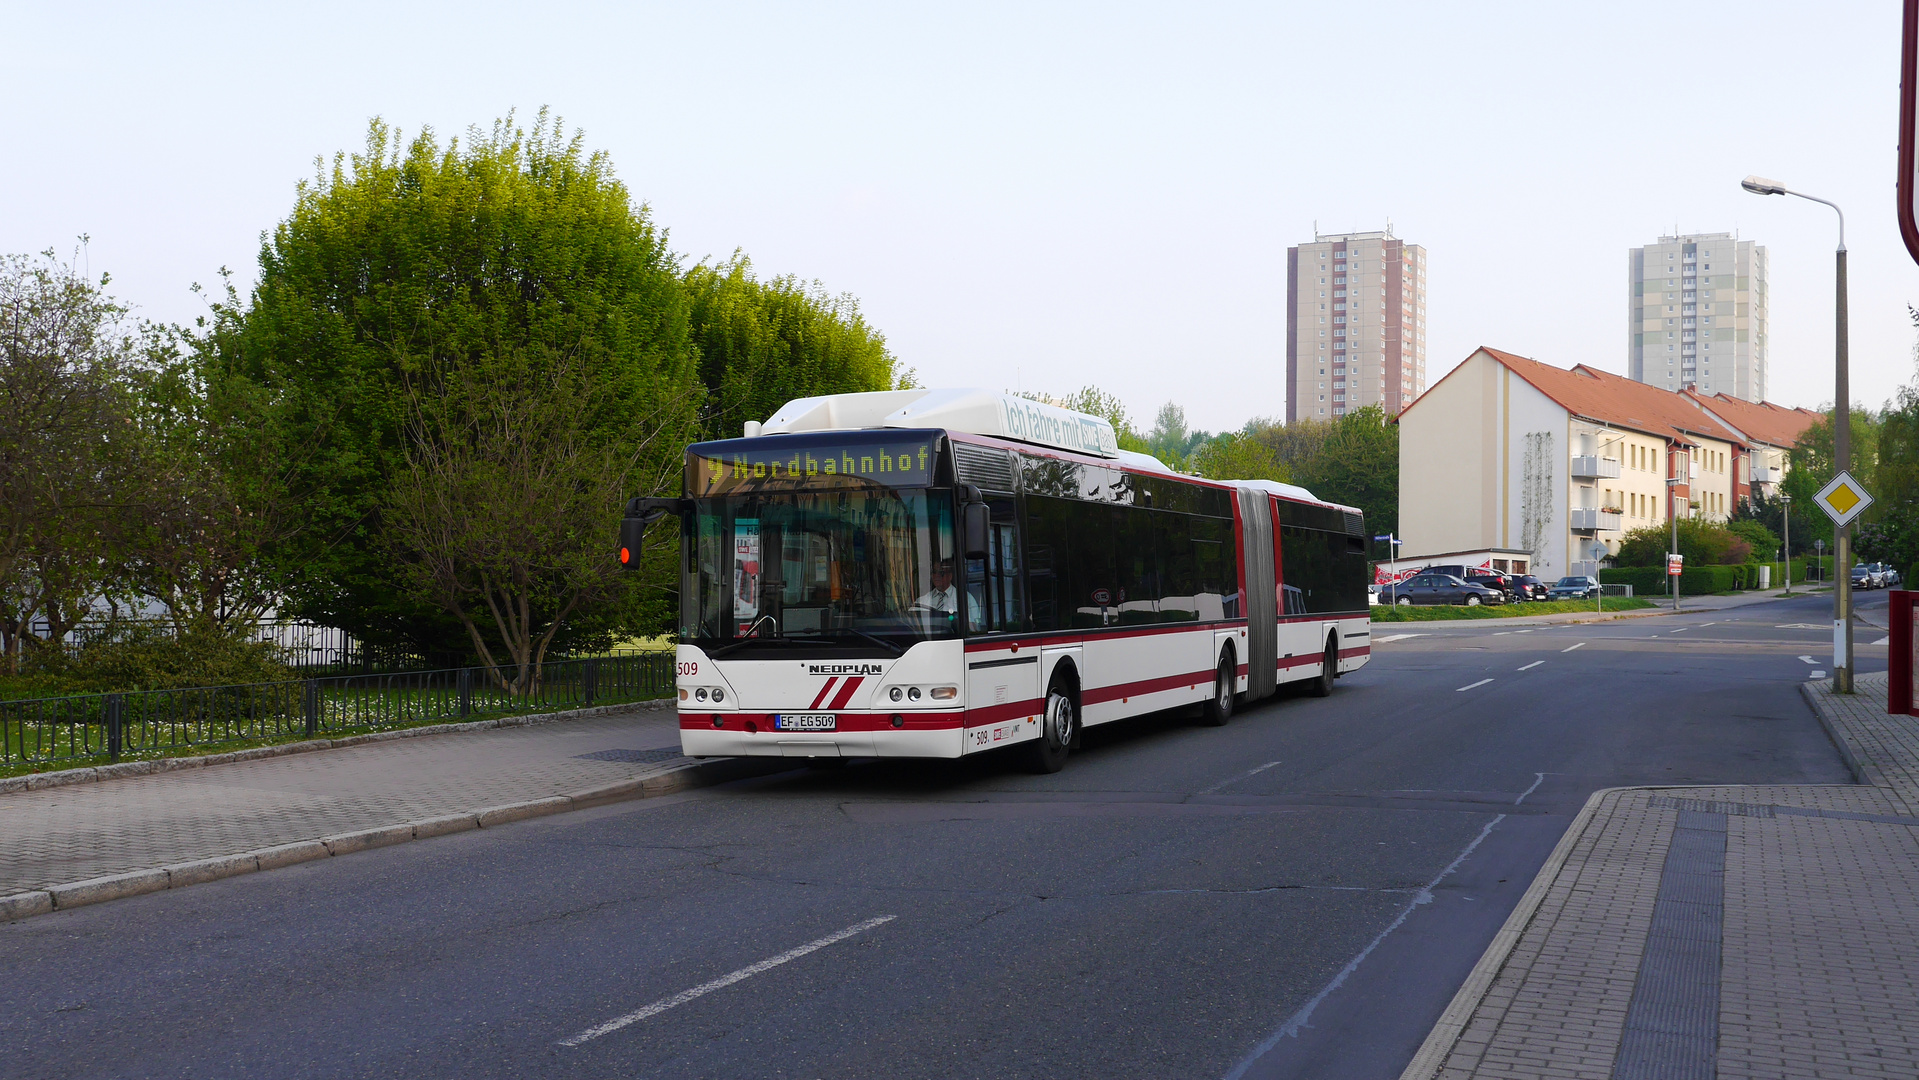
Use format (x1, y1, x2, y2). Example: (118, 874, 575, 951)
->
(1801, 677, 1889, 788)
(0, 698, 672, 796)
(0, 754, 789, 923)
(1394, 785, 1628, 1080)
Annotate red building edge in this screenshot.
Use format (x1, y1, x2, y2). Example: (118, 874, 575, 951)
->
(1891, 590, 1917, 716)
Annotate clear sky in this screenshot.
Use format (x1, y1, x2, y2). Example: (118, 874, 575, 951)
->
(6, 1, 1914, 433)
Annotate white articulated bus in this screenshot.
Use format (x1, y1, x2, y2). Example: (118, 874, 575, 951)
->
(621, 389, 1371, 773)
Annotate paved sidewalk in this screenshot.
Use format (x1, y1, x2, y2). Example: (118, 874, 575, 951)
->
(1402, 673, 1919, 1080)
(0, 702, 692, 896)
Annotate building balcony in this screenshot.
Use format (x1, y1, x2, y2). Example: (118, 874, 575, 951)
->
(1570, 455, 1621, 479)
(1571, 507, 1623, 531)
(1751, 465, 1782, 485)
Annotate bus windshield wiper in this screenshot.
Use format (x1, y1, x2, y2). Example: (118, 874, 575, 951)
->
(709, 616, 783, 658)
(830, 628, 904, 657)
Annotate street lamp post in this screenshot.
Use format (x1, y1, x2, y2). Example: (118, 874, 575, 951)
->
(1743, 176, 1852, 692)
(1781, 493, 1792, 595)
(1667, 474, 1683, 612)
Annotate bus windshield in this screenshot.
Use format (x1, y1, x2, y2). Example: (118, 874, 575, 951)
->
(684, 487, 970, 653)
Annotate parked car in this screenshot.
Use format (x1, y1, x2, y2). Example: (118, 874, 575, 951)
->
(1867, 562, 1900, 588)
(1547, 575, 1600, 600)
(1850, 564, 1878, 590)
(1885, 565, 1904, 587)
(1368, 584, 1383, 605)
(1392, 572, 1505, 607)
(1465, 572, 1517, 603)
(1510, 574, 1550, 601)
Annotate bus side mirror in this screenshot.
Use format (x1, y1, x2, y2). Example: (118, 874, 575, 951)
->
(619, 497, 687, 570)
(962, 501, 990, 560)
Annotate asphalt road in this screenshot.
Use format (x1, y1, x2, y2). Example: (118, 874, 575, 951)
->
(0, 592, 1878, 1080)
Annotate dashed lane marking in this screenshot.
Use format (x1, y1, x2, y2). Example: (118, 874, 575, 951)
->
(1669, 627, 1689, 633)
(1562, 642, 1586, 653)
(1456, 679, 1494, 692)
(1518, 661, 1544, 671)
(1374, 633, 1426, 644)
(558, 916, 897, 1047)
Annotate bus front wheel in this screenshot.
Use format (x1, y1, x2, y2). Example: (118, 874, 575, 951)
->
(1020, 678, 1077, 774)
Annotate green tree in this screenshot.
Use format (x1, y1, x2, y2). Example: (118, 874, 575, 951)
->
(227, 112, 701, 664)
(1261, 406, 1398, 537)
(686, 253, 906, 440)
(1614, 518, 1742, 567)
(1189, 433, 1289, 483)
(0, 248, 139, 671)
(1779, 408, 1880, 548)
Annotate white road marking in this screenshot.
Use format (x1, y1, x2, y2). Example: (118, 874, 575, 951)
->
(1514, 772, 1546, 805)
(1374, 633, 1426, 644)
(1699, 621, 1717, 627)
(1872, 636, 1891, 646)
(1668, 628, 1688, 633)
(1798, 655, 1816, 664)
(1777, 623, 1827, 630)
(1811, 670, 1827, 679)
(1512, 629, 1535, 634)
(1456, 679, 1494, 692)
(1562, 642, 1586, 653)
(558, 916, 896, 1047)
(1201, 760, 1284, 795)
(1517, 661, 1544, 671)
(1223, 815, 1507, 1079)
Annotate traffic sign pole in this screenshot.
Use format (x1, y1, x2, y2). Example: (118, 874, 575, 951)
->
(1815, 471, 1873, 694)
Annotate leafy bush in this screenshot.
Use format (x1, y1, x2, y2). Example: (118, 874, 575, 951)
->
(15, 623, 292, 694)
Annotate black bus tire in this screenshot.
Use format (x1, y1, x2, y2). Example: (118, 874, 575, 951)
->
(1200, 651, 1235, 727)
(1019, 674, 1077, 774)
(1311, 636, 1337, 697)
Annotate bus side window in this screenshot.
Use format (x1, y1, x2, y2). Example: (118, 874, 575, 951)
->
(990, 500, 1024, 632)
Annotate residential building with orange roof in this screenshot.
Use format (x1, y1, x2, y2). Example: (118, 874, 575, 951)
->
(1680, 390, 1820, 500)
(1398, 348, 1754, 580)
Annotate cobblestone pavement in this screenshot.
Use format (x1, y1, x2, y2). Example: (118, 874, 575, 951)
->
(1407, 673, 1919, 1080)
(0, 703, 685, 894)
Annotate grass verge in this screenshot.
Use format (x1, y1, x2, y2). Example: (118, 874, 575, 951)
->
(1370, 597, 1657, 621)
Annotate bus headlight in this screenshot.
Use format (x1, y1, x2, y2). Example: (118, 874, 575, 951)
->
(907, 687, 921, 701)
(710, 688, 724, 703)
(695, 688, 709, 701)
(889, 687, 904, 702)
(930, 686, 958, 700)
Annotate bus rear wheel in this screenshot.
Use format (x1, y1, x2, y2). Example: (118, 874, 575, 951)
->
(1019, 679, 1077, 774)
(1200, 653, 1235, 726)
(1311, 636, 1337, 697)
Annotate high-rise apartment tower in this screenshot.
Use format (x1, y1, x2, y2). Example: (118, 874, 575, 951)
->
(1286, 229, 1427, 422)
(1628, 232, 1767, 401)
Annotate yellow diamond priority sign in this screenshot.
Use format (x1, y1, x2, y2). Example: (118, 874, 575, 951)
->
(1813, 470, 1874, 528)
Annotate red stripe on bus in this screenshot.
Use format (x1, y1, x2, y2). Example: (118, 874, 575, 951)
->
(808, 678, 839, 709)
(681, 712, 967, 731)
(1082, 668, 1220, 705)
(963, 621, 1249, 653)
(828, 677, 864, 709)
(964, 699, 1044, 728)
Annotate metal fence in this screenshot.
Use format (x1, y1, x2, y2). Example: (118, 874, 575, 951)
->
(0, 653, 675, 770)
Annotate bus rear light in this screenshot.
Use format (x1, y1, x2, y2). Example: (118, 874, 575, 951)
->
(930, 686, 958, 700)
